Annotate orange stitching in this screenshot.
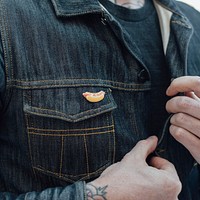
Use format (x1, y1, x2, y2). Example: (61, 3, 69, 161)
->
(25, 93, 116, 180)
(11, 78, 149, 86)
(33, 166, 73, 183)
(25, 103, 113, 120)
(29, 129, 113, 137)
(28, 124, 114, 132)
(12, 84, 151, 91)
(25, 105, 116, 123)
(33, 162, 110, 179)
(29, 130, 112, 137)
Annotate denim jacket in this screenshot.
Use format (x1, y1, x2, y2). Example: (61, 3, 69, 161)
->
(0, 0, 200, 199)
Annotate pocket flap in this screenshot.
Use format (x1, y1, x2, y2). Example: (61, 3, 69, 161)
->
(24, 87, 117, 122)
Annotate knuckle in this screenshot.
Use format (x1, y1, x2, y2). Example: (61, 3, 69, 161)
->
(174, 128, 184, 140)
(170, 125, 184, 140)
(173, 179, 182, 192)
(173, 113, 186, 125)
(177, 98, 192, 109)
(122, 152, 131, 162)
(164, 177, 182, 194)
(137, 139, 147, 146)
(171, 179, 182, 193)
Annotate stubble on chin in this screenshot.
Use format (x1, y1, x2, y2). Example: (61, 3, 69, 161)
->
(109, 0, 145, 9)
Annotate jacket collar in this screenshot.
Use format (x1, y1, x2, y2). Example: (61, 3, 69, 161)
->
(153, 0, 192, 54)
(50, 0, 193, 55)
(51, 0, 190, 18)
(50, 0, 102, 17)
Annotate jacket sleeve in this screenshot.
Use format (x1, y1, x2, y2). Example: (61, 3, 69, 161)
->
(0, 181, 86, 200)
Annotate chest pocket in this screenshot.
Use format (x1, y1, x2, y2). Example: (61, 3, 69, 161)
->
(23, 85, 117, 182)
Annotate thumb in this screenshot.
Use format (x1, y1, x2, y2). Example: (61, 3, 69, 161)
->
(150, 156, 181, 192)
(131, 136, 158, 161)
(150, 156, 177, 175)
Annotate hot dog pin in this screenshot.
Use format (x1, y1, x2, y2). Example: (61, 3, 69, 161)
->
(82, 91, 105, 103)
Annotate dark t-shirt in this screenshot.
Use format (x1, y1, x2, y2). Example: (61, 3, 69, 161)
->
(99, 0, 171, 135)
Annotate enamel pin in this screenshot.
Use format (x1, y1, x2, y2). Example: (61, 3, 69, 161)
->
(83, 91, 105, 103)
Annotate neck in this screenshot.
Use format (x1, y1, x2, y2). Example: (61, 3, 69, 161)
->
(109, 0, 145, 9)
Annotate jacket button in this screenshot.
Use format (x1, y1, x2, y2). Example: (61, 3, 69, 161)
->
(137, 69, 149, 83)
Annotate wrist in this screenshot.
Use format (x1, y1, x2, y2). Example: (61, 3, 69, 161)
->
(85, 180, 109, 200)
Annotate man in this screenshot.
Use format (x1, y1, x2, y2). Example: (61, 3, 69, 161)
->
(0, 0, 200, 199)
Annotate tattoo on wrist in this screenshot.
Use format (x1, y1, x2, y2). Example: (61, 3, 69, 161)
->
(86, 183, 108, 200)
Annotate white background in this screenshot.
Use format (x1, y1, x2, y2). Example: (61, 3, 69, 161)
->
(177, 0, 200, 12)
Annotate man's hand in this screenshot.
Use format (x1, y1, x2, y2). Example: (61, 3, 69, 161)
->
(86, 136, 181, 200)
(166, 76, 200, 164)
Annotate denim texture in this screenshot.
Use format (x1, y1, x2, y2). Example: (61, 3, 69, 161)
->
(0, 0, 200, 199)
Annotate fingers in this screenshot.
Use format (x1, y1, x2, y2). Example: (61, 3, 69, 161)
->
(166, 76, 200, 164)
(150, 156, 177, 175)
(166, 76, 200, 97)
(150, 156, 182, 194)
(166, 96, 200, 119)
(169, 124, 200, 163)
(170, 113, 200, 138)
(185, 91, 200, 101)
(166, 76, 200, 119)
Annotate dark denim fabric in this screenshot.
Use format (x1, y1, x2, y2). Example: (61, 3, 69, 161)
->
(0, 0, 199, 199)
(189, 164, 200, 200)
